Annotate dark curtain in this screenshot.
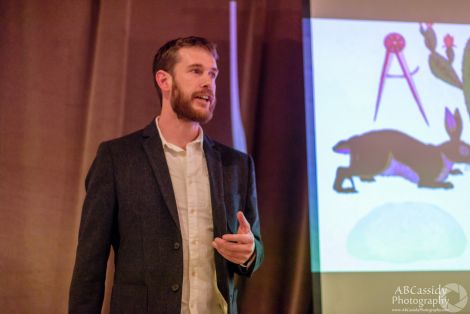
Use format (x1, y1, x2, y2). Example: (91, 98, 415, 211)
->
(0, 1, 311, 313)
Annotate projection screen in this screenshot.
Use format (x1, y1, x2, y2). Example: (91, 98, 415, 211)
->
(303, 1, 470, 313)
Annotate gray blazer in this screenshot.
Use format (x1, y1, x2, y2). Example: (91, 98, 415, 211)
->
(69, 121, 263, 314)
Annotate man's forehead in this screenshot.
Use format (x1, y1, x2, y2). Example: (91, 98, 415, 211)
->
(176, 47, 217, 68)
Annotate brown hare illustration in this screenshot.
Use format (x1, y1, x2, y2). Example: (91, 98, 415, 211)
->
(333, 108, 470, 193)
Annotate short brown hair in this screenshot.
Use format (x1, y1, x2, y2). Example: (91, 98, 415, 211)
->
(152, 36, 218, 102)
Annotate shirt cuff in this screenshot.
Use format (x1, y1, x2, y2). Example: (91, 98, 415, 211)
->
(240, 251, 256, 268)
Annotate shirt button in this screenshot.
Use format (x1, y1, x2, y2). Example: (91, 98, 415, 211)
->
(171, 284, 179, 292)
(173, 242, 180, 250)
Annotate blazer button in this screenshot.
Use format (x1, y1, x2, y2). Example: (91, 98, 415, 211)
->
(171, 284, 180, 292)
(173, 242, 180, 250)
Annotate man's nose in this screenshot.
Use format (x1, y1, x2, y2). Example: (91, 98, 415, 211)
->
(201, 74, 215, 89)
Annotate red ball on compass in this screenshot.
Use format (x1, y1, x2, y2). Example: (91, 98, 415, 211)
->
(384, 33, 405, 53)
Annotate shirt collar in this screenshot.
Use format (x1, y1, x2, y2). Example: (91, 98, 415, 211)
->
(155, 116, 204, 152)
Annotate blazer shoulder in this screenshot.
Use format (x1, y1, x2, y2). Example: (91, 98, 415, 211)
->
(101, 119, 157, 150)
(208, 137, 251, 161)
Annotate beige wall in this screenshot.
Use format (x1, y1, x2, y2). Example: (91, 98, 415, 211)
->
(311, 0, 470, 23)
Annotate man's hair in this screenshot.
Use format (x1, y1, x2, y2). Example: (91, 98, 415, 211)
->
(152, 36, 218, 102)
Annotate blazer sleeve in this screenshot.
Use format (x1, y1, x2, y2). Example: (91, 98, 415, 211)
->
(69, 143, 117, 314)
(235, 155, 264, 276)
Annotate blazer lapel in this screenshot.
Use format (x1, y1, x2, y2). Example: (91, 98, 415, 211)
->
(204, 135, 229, 301)
(141, 121, 180, 230)
(203, 136, 228, 238)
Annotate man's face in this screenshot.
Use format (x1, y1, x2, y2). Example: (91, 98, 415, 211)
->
(169, 47, 218, 124)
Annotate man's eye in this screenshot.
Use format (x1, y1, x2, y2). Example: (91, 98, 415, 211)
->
(191, 69, 202, 74)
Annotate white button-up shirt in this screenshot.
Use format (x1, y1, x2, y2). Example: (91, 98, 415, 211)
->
(156, 118, 227, 314)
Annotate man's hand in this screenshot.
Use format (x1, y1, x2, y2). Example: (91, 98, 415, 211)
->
(212, 211, 255, 265)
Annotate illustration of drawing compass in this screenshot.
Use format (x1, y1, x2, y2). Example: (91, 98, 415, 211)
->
(374, 33, 429, 125)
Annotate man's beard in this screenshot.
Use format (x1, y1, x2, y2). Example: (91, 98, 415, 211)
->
(170, 81, 216, 124)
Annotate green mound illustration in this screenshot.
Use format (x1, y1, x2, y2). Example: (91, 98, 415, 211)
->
(348, 202, 467, 263)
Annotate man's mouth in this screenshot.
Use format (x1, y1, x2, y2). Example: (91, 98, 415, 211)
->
(193, 94, 214, 104)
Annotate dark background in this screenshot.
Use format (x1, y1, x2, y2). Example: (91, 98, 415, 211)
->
(0, 1, 311, 313)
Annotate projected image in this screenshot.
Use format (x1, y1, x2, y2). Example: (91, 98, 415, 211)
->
(309, 19, 470, 272)
(333, 108, 469, 193)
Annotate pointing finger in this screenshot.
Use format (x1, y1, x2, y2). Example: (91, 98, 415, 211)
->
(237, 211, 251, 234)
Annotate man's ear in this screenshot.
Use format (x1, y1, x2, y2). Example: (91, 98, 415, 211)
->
(155, 70, 172, 93)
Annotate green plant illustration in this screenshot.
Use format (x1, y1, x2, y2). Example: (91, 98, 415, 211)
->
(420, 23, 470, 118)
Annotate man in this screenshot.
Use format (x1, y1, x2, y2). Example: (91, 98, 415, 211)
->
(69, 36, 263, 314)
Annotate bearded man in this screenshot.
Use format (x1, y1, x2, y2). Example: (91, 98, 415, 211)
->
(68, 36, 263, 314)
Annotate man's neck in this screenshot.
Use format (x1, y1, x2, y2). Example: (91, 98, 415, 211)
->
(157, 104, 200, 149)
